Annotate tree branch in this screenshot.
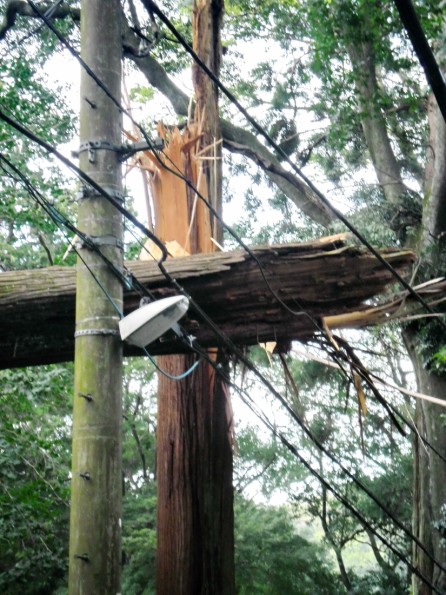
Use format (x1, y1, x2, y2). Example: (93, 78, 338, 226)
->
(2, 2, 334, 225)
(122, 26, 334, 226)
(0, 0, 79, 40)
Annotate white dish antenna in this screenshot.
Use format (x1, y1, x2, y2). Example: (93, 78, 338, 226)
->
(119, 295, 189, 347)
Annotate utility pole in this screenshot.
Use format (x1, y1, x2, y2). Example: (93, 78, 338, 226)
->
(68, 1, 123, 593)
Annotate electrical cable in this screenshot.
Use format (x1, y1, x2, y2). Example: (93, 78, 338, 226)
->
(3, 150, 444, 582)
(150, 266, 446, 576)
(187, 342, 442, 594)
(1, 79, 440, 573)
(2, 11, 445, 577)
(0, 105, 169, 264)
(0, 104, 440, 571)
(141, 0, 446, 327)
(25, 0, 446, 449)
(25, 0, 444, 334)
(22, 4, 443, 455)
(393, 0, 446, 124)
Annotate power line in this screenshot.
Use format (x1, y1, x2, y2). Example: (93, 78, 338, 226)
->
(190, 345, 442, 594)
(393, 0, 446, 124)
(25, 0, 445, 333)
(0, 105, 169, 263)
(2, 11, 444, 579)
(22, 1, 446, 442)
(141, 0, 445, 327)
(0, 96, 438, 571)
(152, 262, 446, 577)
(3, 149, 444, 583)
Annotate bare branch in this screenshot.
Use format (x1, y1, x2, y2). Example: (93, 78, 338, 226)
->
(0, 0, 79, 40)
(122, 26, 334, 226)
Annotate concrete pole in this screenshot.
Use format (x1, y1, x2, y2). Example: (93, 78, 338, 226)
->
(68, 1, 123, 592)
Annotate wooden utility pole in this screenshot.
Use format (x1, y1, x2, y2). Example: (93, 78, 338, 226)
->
(68, 1, 123, 593)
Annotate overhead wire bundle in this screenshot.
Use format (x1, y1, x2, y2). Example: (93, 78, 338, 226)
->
(1, 0, 445, 590)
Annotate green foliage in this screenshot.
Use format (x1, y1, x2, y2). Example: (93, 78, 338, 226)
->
(0, 365, 73, 594)
(122, 488, 157, 595)
(0, 16, 77, 271)
(235, 496, 341, 594)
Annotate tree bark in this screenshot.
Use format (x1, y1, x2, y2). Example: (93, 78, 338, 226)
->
(155, 2, 235, 592)
(344, 24, 446, 592)
(404, 86, 446, 594)
(404, 328, 446, 594)
(0, 241, 415, 369)
(346, 40, 408, 206)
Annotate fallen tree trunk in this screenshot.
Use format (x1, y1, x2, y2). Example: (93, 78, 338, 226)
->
(0, 236, 415, 369)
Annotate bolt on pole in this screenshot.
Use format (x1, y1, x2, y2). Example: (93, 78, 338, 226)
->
(68, 1, 123, 592)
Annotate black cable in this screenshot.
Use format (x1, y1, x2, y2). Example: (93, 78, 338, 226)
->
(2, 11, 444, 574)
(26, 0, 444, 334)
(393, 0, 446, 124)
(26, 1, 445, 446)
(146, 254, 446, 575)
(142, 0, 445, 327)
(3, 148, 444, 581)
(188, 343, 441, 594)
(27, 0, 446, 453)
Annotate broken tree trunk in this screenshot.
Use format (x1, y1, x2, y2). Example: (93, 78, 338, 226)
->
(0, 236, 417, 370)
(145, 0, 234, 585)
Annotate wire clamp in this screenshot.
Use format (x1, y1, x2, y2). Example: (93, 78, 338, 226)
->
(123, 268, 134, 290)
(74, 553, 90, 563)
(76, 234, 124, 251)
(139, 296, 153, 307)
(79, 472, 91, 481)
(75, 185, 126, 203)
(75, 329, 120, 338)
(72, 140, 122, 163)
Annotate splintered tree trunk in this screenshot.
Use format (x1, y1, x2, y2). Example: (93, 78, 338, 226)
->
(155, 1, 235, 593)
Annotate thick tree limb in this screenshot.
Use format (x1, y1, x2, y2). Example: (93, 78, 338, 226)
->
(0, 238, 415, 369)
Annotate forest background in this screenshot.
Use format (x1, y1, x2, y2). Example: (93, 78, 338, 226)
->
(1, 0, 446, 593)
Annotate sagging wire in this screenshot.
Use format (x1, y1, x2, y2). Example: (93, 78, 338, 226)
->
(0, 152, 201, 382)
(25, 0, 325, 330)
(26, 0, 442, 337)
(393, 0, 446, 124)
(2, 148, 444, 584)
(305, 336, 446, 466)
(0, 99, 441, 573)
(22, 0, 431, 451)
(0, 105, 169, 264)
(2, 10, 444, 577)
(150, 267, 446, 578)
(188, 341, 442, 595)
(24, 0, 446, 444)
(142, 0, 446, 328)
